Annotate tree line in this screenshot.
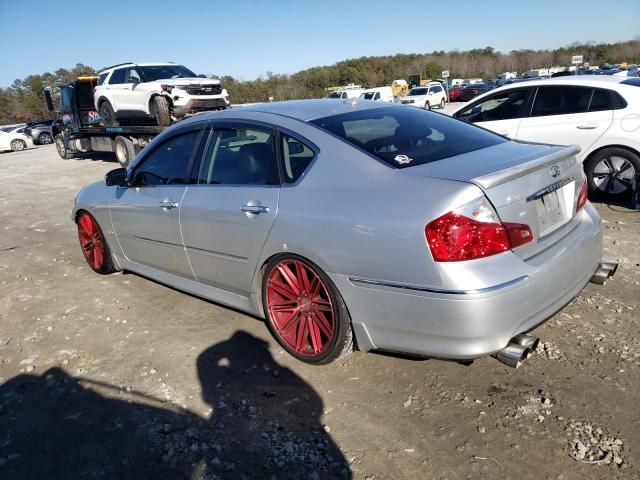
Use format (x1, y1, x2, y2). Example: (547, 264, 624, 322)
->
(1, 40, 638, 125)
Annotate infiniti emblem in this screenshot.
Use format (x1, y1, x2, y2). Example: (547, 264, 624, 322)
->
(550, 165, 561, 178)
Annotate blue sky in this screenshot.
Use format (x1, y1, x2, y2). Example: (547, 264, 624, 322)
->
(0, 0, 638, 87)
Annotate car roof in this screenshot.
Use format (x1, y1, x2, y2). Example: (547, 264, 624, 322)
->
(224, 99, 404, 122)
(499, 75, 627, 89)
(99, 62, 177, 73)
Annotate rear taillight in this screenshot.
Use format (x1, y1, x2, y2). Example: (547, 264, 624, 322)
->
(576, 177, 588, 212)
(425, 197, 532, 262)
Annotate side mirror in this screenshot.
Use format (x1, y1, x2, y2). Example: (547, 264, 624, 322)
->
(287, 141, 304, 155)
(105, 168, 128, 187)
(44, 88, 54, 112)
(198, 74, 207, 78)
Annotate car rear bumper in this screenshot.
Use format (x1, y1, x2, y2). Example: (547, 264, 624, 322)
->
(330, 203, 602, 360)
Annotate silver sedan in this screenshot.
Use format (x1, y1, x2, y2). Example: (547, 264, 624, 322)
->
(73, 100, 608, 367)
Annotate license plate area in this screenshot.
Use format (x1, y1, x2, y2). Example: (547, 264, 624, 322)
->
(535, 181, 575, 237)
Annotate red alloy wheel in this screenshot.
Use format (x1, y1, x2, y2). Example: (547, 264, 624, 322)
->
(77, 213, 105, 270)
(265, 259, 337, 357)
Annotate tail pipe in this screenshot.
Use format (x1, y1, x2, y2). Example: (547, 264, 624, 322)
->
(590, 261, 618, 285)
(494, 334, 540, 368)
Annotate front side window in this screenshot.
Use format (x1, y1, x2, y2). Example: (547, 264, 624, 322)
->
(312, 106, 506, 169)
(197, 128, 278, 185)
(108, 68, 126, 85)
(281, 133, 315, 184)
(126, 68, 142, 84)
(133, 130, 201, 186)
(457, 89, 529, 123)
(531, 86, 591, 117)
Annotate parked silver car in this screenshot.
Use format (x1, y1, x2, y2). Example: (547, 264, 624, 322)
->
(26, 121, 54, 145)
(73, 100, 608, 367)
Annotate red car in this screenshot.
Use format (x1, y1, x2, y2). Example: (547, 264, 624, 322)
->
(447, 86, 462, 102)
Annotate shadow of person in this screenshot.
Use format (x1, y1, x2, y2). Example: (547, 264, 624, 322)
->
(0, 367, 200, 479)
(0, 331, 351, 480)
(196, 330, 351, 479)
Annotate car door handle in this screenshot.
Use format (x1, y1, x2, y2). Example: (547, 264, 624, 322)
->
(576, 124, 598, 130)
(241, 204, 270, 214)
(159, 200, 178, 209)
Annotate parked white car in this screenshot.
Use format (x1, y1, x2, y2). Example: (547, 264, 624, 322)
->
(359, 86, 394, 102)
(400, 83, 447, 109)
(94, 62, 229, 127)
(0, 126, 34, 152)
(452, 76, 640, 198)
(326, 87, 365, 100)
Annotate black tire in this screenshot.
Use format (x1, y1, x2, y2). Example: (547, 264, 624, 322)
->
(38, 132, 53, 145)
(114, 136, 136, 167)
(152, 96, 171, 127)
(440, 98, 445, 109)
(9, 139, 26, 152)
(99, 101, 119, 127)
(585, 147, 640, 199)
(54, 134, 72, 159)
(262, 254, 353, 365)
(76, 211, 116, 275)
(425, 101, 431, 110)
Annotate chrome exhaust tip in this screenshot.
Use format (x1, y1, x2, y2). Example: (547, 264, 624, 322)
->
(512, 334, 539, 355)
(494, 343, 529, 368)
(590, 261, 618, 285)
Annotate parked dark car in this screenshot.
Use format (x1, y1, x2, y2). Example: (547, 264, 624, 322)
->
(459, 83, 492, 101)
(26, 120, 54, 145)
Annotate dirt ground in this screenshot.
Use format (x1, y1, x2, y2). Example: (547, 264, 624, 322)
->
(1, 144, 638, 480)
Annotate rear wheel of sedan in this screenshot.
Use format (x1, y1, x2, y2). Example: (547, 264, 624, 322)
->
(262, 255, 353, 365)
(152, 96, 171, 127)
(99, 101, 119, 127)
(77, 212, 115, 274)
(585, 147, 640, 199)
(439, 98, 445, 109)
(38, 132, 53, 144)
(10, 139, 26, 151)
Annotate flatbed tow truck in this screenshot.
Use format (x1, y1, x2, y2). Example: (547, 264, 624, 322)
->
(45, 76, 167, 166)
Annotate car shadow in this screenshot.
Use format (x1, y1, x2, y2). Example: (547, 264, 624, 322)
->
(0, 330, 351, 479)
(69, 151, 119, 163)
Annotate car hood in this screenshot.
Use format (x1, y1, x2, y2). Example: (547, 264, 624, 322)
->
(149, 78, 220, 86)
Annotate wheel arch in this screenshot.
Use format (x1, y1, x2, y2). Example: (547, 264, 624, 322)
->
(148, 93, 173, 114)
(584, 143, 640, 165)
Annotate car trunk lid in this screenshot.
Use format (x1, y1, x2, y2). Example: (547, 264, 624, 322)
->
(404, 141, 584, 259)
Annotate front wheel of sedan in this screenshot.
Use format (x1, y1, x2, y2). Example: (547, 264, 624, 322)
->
(77, 212, 115, 274)
(585, 148, 640, 199)
(10, 139, 26, 152)
(262, 255, 353, 365)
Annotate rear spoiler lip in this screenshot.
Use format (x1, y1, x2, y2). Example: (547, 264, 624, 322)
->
(472, 142, 581, 189)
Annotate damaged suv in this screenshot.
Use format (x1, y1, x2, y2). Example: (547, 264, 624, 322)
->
(94, 62, 229, 127)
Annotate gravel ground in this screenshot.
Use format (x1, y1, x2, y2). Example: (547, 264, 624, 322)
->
(0, 144, 638, 479)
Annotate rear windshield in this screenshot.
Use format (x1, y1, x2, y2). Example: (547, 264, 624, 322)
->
(311, 106, 506, 168)
(621, 78, 640, 87)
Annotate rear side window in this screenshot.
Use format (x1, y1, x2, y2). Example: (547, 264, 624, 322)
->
(457, 89, 529, 122)
(531, 86, 591, 116)
(281, 133, 315, 184)
(588, 88, 627, 111)
(108, 68, 126, 85)
(97, 73, 108, 86)
(311, 106, 506, 169)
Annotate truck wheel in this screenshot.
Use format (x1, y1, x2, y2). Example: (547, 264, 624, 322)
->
(152, 96, 171, 127)
(99, 101, 119, 127)
(114, 136, 136, 168)
(54, 134, 72, 159)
